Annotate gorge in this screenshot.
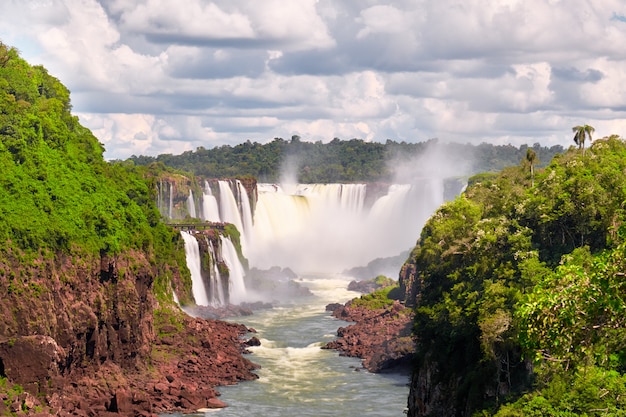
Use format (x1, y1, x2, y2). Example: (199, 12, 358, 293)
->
(162, 176, 461, 417)
(8, 39, 626, 417)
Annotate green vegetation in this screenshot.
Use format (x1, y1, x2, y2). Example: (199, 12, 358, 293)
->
(373, 275, 395, 287)
(406, 136, 626, 415)
(0, 42, 187, 285)
(351, 284, 400, 310)
(572, 124, 595, 153)
(127, 136, 564, 184)
(0, 42, 193, 305)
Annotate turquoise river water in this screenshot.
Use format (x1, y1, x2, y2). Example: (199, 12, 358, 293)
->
(168, 273, 409, 417)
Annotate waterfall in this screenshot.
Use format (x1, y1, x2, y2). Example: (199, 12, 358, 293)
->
(208, 239, 226, 305)
(236, 180, 254, 249)
(187, 190, 197, 218)
(181, 230, 247, 306)
(169, 182, 174, 219)
(220, 235, 247, 305)
(202, 181, 221, 222)
(180, 231, 210, 306)
(218, 180, 245, 234)
(247, 181, 445, 273)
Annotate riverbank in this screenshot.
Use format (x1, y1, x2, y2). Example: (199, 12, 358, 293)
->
(323, 300, 415, 373)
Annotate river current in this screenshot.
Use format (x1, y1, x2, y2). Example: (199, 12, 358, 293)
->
(170, 273, 409, 417)
(163, 182, 444, 416)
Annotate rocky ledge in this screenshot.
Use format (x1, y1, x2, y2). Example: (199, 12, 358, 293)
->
(323, 301, 415, 373)
(0, 312, 260, 417)
(0, 250, 260, 417)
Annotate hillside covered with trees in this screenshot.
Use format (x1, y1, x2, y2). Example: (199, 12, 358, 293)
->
(400, 135, 626, 416)
(127, 136, 564, 183)
(0, 42, 260, 415)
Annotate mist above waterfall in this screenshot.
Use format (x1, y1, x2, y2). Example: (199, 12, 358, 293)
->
(389, 139, 472, 185)
(246, 142, 472, 275)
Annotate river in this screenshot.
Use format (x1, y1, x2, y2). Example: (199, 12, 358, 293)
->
(165, 182, 444, 416)
(169, 273, 409, 417)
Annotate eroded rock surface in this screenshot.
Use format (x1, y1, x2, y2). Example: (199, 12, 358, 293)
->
(324, 301, 415, 373)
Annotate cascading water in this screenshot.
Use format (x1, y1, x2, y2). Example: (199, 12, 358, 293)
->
(187, 190, 196, 218)
(171, 178, 463, 417)
(180, 231, 246, 307)
(201, 181, 220, 222)
(168, 183, 174, 219)
(180, 231, 210, 306)
(219, 235, 247, 305)
(246, 181, 443, 273)
(218, 180, 245, 235)
(208, 240, 226, 305)
(236, 180, 255, 249)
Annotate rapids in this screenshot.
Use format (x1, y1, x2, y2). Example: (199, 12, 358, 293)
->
(172, 274, 409, 417)
(171, 180, 461, 416)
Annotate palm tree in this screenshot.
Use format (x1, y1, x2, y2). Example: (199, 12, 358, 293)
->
(526, 148, 537, 187)
(572, 124, 595, 154)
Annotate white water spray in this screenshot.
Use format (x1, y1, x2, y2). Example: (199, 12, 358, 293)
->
(220, 235, 248, 305)
(180, 231, 210, 306)
(246, 181, 444, 273)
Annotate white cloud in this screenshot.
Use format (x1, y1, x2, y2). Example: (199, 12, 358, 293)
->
(116, 0, 255, 40)
(1, 0, 626, 160)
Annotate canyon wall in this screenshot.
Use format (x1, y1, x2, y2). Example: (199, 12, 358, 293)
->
(0, 246, 259, 416)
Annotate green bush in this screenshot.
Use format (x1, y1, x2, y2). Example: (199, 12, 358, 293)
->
(351, 285, 399, 309)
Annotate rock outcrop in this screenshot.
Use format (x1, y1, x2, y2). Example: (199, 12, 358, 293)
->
(0, 248, 258, 416)
(323, 301, 414, 373)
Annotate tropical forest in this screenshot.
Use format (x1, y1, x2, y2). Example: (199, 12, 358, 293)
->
(2, 38, 626, 417)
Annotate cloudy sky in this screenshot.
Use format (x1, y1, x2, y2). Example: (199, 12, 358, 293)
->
(1, 0, 626, 160)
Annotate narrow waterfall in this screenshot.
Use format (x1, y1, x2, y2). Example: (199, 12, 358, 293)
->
(180, 230, 247, 306)
(187, 190, 197, 218)
(219, 235, 247, 305)
(168, 182, 174, 219)
(208, 239, 226, 305)
(236, 180, 254, 249)
(202, 181, 221, 222)
(180, 231, 210, 306)
(218, 181, 245, 233)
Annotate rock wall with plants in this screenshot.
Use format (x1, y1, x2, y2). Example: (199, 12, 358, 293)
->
(0, 41, 258, 416)
(400, 136, 626, 416)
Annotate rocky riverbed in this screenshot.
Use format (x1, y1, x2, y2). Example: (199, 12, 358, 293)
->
(323, 300, 415, 373)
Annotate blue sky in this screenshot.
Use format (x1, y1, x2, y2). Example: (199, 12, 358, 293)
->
(1, 0, 626, 160)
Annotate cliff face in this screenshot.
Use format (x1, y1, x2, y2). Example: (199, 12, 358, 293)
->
(0, 42, 260, 415)
(0, 248, 258, 415)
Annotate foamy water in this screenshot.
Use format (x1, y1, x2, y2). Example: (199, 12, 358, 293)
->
(173, 274, 409, 417)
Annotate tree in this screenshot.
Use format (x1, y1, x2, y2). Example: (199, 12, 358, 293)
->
(525, 148, 537, 187)
(572, 124, 595, 154)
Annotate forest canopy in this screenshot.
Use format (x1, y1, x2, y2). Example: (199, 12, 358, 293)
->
(403, 135, 626, 416)
(0, 41, 182, 271)
(126, 136, 565, 184)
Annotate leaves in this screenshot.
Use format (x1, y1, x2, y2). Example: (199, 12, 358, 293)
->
(406, 135, 626, 415)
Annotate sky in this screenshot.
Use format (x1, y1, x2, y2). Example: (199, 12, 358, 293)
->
(1, 0, 626, 160)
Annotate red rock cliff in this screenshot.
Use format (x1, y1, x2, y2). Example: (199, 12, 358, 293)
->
(0, 248, 258, 416)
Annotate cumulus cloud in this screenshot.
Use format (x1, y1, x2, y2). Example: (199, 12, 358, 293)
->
(1, 0, 626, 159)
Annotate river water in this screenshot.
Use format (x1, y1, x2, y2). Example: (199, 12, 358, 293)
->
(171, 273, 409, 417)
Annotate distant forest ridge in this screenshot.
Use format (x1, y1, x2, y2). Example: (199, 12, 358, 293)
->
(126, 137, 566, 183)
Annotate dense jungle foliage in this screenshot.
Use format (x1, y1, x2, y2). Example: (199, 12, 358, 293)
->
(0, 42, 186, 294)
(407, 135, 626, 416)
(127, 136, 564, 183)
